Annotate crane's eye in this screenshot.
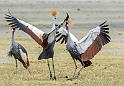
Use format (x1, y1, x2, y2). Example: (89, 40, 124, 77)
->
(54, 17, 56, 19)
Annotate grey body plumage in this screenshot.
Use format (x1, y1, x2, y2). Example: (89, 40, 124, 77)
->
(7, 28, 31, 74)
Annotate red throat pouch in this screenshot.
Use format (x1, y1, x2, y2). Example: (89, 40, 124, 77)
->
(66, 27, 68, 30)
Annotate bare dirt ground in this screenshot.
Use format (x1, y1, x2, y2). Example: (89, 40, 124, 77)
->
(0, 0, 124, 62)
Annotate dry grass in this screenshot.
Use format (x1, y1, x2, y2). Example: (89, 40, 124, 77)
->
(0, 37, 124, 86)
(0, 1, 124, 85)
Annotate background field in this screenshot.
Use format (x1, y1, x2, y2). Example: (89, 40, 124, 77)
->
(0, 0, 124, 86)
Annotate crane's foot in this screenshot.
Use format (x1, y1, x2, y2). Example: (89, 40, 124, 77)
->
(66, 78, 74, 81)
(50, 73, 53, 80)
(75, 75, 79, 79)
(53, 76, 56, 80)
(50, 76, 56, 80)
(75, 72, 80, 79)
(66, 76, 75, 81)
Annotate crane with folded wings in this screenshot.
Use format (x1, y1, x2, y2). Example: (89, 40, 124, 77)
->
(8, 28, 31, 74)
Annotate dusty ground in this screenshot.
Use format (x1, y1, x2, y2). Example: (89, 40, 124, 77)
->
(0, 0, 124, 68)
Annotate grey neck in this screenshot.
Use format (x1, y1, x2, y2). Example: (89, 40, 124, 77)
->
(11, 30, 15, 41)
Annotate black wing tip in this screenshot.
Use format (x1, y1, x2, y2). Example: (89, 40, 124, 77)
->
(100, 20, 110, 33)
(99, 20, 111, 45)
(99, 20, 108, 26)
(56, 35, 67, 44)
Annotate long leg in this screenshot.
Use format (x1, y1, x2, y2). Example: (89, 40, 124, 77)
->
(67, 58, 77, 80)
(15, 59, 18, 74)
(27, 67, 31, 75)
(47, 59, 52, 79)
(52, 58, 56, 80)
(72, 58, 77, 78)
(76, 62, 85, 79)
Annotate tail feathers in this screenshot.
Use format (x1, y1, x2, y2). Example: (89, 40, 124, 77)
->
(38, 49, 54, 60)
(83, 60, 92, 68)
(38, 51, 48, 60)
(7, 51, 13, 57)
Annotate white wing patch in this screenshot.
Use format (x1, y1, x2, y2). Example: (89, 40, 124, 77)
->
(19, 49, 27, 62)
(18, 19, 44, 37)
(58, 27, 78, 42)
(76, 26, 101, 54)
(48, 33, 56, 44)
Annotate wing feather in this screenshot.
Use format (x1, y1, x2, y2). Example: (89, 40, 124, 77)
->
(56, 27, 78, 44)
(5, 14, 45, 47)
(79, 21, 111, 61)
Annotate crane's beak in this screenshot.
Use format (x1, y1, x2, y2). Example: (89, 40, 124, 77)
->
(64, 13, 69, 22)
(61, 12, 69, 26)
(12, 28, 15, 32)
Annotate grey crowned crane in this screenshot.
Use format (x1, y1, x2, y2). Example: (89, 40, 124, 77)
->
(56, 14, 111, 80)
(8, 28, 31, 74)
(5, 10, 69, 80)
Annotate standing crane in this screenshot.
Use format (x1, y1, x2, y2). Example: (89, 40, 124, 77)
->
(5, 10, 69, 80)
(56, 13, 111, 80)
(7, 28, 31, 74)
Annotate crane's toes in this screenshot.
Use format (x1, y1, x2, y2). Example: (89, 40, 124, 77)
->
(53, 76, 56, 80)
(66, 76, 75, 81)
(75, 75, 79, 79)
(50, 73, 53, 80)
(74, 73, 80, 79)
(66, 75, 79, 81)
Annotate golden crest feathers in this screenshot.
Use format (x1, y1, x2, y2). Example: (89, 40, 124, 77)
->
(52, 10, 59, 16)
(9, 26, 15, 30)
(67, 18, 74, 27)
(9, 26, 12, 30)
(9, 24, 16, 30)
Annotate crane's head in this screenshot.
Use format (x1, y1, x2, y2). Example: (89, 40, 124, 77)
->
(52, 10, 59, 19)
(60, 12, 69, 27)
(12, 28, 15, 33)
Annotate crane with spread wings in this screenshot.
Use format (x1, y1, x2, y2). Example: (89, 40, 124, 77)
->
(5, 10, 69, 80)
(56, 13, 111, 80)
